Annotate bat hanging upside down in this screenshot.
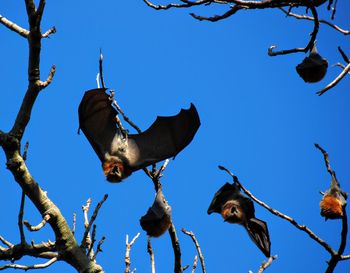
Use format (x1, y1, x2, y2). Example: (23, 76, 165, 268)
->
(208, 182, 271, 257)
(320, 177, 347, 220)
(78, 88, 200, 182)
(140, 189, 172, 237)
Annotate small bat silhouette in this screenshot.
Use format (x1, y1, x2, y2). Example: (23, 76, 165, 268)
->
(140, 190, 172, 237)
(296, 46, 328, 83)
(78, 88, 200, 182)
(320, 177, 347, 220)
(208, 182, 271, 257)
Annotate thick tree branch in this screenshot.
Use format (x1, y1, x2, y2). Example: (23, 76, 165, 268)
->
(169, 223, 182, 273)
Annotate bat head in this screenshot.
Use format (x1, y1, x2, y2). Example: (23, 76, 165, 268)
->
(296, 46, 328, 83)
(221, 200, 246, 224)
(102, 160, 132, 182)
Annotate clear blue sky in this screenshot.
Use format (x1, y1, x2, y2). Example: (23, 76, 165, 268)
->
(1, 1, 350, 273)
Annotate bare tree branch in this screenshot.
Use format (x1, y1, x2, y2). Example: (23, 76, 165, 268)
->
(317, 62, 350, 95)
(181, 229, 206, 273)
(279, 7, 350, 35)
(257, 255, 277, 273)
(147, 237, 156, 273)
(0, 257, 58, 271)
(168, 224, 182, 273)
(18, 191, 26, 244)
(124, 233, 140, 273)
(92, 236, 106, 261)
(191, 255, 198, 273)
(81, 195, 108, 249)
(0, 15, 29, 38)
(23, 214, 50, 232)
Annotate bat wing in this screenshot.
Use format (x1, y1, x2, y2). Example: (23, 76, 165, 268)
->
(245, 217, 271, 257)
(207, 183, 240, 214)
(78, 88, 118, 162)
(126, 104, 200, 170)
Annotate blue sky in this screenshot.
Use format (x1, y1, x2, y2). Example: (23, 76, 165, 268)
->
(1, 1, 350, 273)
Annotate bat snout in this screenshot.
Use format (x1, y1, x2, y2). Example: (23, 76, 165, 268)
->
(103, 161, 131, 183)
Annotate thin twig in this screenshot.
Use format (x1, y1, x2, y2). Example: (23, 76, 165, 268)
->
(181, 229, 206, 273)
(317, 62, 350, 95)
(99, 49, 105, 89)
(269, 6, 319, 56)
(0, 236, 13, 248)
(71, 212, 76, 235)
(279, 8, 350, 35)
(87, 224, 97, 259)
(334, 63, 350, 75)
(191, 255, 198, 273)
(92, 236, 106, 261)
(41, 26, 56, 38)
(147, 237, 156, 273)
(81, 194, 108, 248)
(218, 165, 336, 256)
(257, 255, 278, 273)
(338, 46, 350, 63)
(22, 142, 29, 161)
(124, 233, 140, 273)
(18, 191, 26, 244)
(0, 257, 57, 271)
(39, 65, 56, 89)
(23, 214, 50, 231)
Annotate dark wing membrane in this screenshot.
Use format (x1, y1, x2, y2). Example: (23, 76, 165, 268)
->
(127, 103, 200, 169)
(207, 183, 238, 214)
(245, 218, 271, 257)
(78, 88, 118, 162)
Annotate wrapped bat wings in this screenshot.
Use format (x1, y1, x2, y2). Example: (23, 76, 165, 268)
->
(208, 182, 271, 257)
(140, 190, 172, 237)
(78, 88, 200, 182)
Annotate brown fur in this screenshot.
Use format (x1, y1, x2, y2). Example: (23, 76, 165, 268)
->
(320, 195, 343, 219)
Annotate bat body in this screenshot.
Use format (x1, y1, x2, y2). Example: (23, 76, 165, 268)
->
(296, 46, 328, 83)
(208, 183, 271, 257)
(140, 190, 172, 237)
(78, 88, 200, 182)
(320, 177, 347, 220)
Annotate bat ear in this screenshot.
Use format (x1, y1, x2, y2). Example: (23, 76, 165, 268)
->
(296, 47, 328, 83)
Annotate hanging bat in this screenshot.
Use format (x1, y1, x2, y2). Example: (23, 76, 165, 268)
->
(296, 46, 328, 83)
(140, 190, 172, 237)
(320, 177, 348, 220)
(208, 182, 271, 257)
(78, 88, 200, 182)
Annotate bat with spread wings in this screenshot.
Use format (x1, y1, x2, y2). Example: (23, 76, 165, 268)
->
(140, 189, 172, 237)
(208, 182, 271, 257)
(78, 88, 200, 182)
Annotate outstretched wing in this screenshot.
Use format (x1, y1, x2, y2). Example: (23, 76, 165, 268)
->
(245, 217, 271, 257)
(127, 104, 200, 170)
(78, 88, 118, 162)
